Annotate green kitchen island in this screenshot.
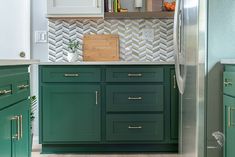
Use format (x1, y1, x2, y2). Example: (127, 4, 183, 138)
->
(39, 62, 179, 153)
(0, 60, 38, 157)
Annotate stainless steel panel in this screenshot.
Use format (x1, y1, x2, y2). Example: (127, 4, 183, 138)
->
(179, 0, 207, 157)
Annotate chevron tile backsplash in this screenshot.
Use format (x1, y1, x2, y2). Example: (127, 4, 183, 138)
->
(48, 19, 174, 62)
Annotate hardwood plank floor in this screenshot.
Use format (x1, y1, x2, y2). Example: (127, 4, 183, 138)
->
(32, 152, 179, 157)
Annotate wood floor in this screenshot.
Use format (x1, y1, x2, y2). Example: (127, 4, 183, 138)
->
(32, 152, 179, 157)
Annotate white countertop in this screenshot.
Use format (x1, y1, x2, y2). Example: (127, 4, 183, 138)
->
(39, 61, 175, 65)
(0, 59, 39, 66)
(220, 59, 235, 64)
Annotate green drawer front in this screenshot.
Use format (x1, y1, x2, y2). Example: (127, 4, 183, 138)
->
(106, 85, 164, 112)
(0, 73, 29, 110)
(224, 72, 235, 97)
(106, 67, 164, 82)
(41, 66, 101, 83)
(106, 114, 164, 141)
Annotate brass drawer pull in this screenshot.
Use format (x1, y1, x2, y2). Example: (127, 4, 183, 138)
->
(64, 73, 79, 77)
(230, 107, 235, 127)
(18, 84, 29, 89)
(228, 107, 231, 127)
(95, 91, 98, 105)
(228, 107, 235, 127)
(128, 97, 142, 100)
(20, 115, 23, 139)
(173, 75, 176, 89)
(11, 116, 20, 140)
(128, 125, 143, 129)
(128, 73, 142, 77)
(224, 78, 232, 87)
(0, 89, 12, 95)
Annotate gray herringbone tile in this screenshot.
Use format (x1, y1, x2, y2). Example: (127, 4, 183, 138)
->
(48, 19, 174, 62)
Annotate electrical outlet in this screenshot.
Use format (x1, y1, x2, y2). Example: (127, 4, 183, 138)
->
(35, 31, 48, 43)
(142, 29, 154, 41)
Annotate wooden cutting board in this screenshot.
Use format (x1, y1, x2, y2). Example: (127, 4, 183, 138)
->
(83, 34, 119, 61)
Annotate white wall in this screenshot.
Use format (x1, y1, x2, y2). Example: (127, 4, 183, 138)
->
(31, 0, 48, 142)
(0, 0, 30, 59)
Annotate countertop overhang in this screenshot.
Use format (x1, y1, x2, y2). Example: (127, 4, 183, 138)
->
(0, 59, 39, 66)
(39, 61, 175, 65)
(221, 59, 235, 65)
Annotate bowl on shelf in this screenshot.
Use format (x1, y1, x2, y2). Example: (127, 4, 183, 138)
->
(163, 2, 175, 11)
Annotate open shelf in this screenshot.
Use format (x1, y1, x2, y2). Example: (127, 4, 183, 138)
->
(104, 11, 174, 19)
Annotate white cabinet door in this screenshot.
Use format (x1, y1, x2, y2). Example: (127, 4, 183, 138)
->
(47, 0, 104, 17)
(0, 0, 30, 59)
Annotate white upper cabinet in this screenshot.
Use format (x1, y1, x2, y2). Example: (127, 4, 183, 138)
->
(47, 0, 104, 17)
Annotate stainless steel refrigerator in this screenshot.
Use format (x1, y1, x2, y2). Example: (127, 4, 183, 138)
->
(174, 0, 235, 157)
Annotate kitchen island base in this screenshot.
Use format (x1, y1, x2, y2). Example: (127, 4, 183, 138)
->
(39, 64, 178, 153)
(41, 144, 178, 154)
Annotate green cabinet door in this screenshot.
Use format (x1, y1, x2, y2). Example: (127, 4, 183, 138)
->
(0, 99, 30, 157)
(42, 84, 101, 143)
(224, 95, 235, 157)
(13, 100, 30, 157)
(0, 105, 14, 157)
(170, 69, 179, 140)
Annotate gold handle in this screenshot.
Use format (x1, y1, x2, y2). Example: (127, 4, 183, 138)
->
(228, 107, 231, 128)
(0, 89, 12, 95)
(128, 73, 142, 77)
(231, 108, 235, 127)
(64, 73, 79, 77)
(11, 116, 20, 140)
(224, 78, 232, 87)
(128, 125, 142, 129)
(18, 84, 29, 90)
(20, 115, 23, 139)
(95, 91, 98, 105)
(173, 75, 176, 89)
(17, 116, 20, 140)
(128, 97, 142, 100)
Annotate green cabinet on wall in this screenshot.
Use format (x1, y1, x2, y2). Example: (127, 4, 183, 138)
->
(42, 84, 101, 142)
(39, 65, 179, 153)
(0, 65, 30, 157)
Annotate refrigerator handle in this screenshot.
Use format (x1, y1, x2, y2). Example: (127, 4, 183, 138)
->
(174, 0, 185, 94)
